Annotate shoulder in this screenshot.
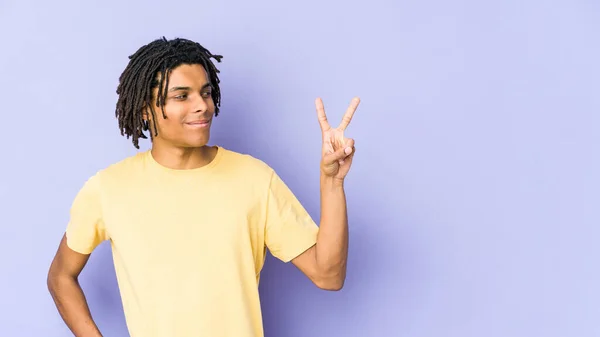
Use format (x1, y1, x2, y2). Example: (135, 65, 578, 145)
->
(91, 151, 148, 187)
(219, 147, 276, 181)
(68, 152, 145, 208)
(223, 150, 271, 168)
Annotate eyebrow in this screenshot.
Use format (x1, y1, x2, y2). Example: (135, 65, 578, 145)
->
(168, 83, 212, 92)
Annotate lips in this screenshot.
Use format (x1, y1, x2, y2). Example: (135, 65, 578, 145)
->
(186, 119, 210, 125)
(185, 119, 211, 127)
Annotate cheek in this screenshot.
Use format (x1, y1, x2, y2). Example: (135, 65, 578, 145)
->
(154, 108, 186, 133)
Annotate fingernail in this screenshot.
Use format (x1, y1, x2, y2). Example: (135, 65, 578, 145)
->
(345, 147, 352, 155)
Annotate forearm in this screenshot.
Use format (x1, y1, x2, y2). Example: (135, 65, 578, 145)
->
(47, 274, 102, 337)
(315, 175, 349, 287)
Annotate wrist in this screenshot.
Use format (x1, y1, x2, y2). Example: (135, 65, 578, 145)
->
(320, 174, 345, 189)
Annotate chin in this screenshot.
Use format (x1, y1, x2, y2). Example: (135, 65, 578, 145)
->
(183, 136, 211, 148)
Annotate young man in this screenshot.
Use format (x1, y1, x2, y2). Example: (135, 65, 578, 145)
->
(47, 37, 358, 337)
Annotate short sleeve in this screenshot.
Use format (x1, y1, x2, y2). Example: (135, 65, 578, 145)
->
(65, 173, 109, 254)
(264, 171, 319, 263)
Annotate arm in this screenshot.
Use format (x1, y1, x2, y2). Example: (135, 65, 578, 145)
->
(292, 176, 349, 291)
(292, 97, 359, 291)
(47, 234, 103, 337)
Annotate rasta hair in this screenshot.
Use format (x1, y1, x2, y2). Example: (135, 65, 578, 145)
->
(115, 37, 223, 149)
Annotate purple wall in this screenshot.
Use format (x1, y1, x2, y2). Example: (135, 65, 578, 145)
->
(1, 0, 599, 336)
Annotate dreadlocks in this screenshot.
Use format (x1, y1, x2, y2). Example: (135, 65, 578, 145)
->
(115, 37, 223, 149)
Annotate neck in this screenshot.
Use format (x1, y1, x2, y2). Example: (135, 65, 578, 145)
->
(150, 143, 217, 170)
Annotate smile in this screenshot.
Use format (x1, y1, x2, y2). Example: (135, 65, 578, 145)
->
(185, 120, 211, 128)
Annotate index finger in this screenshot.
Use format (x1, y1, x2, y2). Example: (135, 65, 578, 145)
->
(338, 97, 360, 130)
(315, 97, 330, 131)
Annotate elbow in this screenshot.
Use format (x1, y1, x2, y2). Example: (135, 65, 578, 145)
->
(311, 253, 347, 291)
(46, 267, 60, 295)
(314, 268, 346, 291)
(47, 264, 55, 289)
(316, 279, 345, 291)
(46, 265, 74, 296)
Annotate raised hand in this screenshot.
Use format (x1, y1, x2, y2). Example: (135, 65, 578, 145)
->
(316, 97, 359, 181)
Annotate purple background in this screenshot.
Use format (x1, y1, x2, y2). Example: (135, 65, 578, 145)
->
(1, 0, 599, 336)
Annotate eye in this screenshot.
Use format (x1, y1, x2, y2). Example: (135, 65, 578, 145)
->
(173, 94, 188, 100)
(201, 91, 212, 98)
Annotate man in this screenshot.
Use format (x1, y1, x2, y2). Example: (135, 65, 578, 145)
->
(47, 37, 358, 337)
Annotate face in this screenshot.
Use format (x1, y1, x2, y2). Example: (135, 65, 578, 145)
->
(145, 64, 215, 148)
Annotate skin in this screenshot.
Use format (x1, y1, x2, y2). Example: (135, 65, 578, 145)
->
(47, 236, 102, 336)
(143, 63, 219, 169)
(290, 97, 358, 291)
(47, 63, 358, 336)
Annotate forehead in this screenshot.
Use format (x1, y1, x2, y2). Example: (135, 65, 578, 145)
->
(161, 64, 209, 86)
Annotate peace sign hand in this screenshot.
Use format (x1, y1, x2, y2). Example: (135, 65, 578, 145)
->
(316, 97, 359, 181)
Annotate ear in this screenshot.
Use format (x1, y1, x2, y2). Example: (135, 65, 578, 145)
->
(141, 105, 149, 121)
(139, 106, 151, 133)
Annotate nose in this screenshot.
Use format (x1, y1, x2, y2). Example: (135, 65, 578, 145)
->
(192, 93, 209, 113)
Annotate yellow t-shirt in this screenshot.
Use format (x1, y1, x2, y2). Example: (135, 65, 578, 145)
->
(65, 146, 319, 337)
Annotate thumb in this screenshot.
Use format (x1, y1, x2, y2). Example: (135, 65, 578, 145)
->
(324, 138, 355, 165)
